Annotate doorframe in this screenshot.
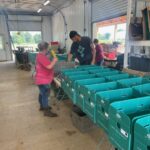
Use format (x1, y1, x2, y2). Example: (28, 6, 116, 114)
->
(0, 34, 7, 61)
(0, 34, 5, 51)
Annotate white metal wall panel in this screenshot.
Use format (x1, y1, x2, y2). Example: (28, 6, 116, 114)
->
(8, 15, 42, 22)
(92, 0, 128, 22)
(52, 0, 85, 51)
(8, 21, 42, 31)
(52, 0, 92, 51)
(42, 16, 52, 42)
(8, 15, 42, 31)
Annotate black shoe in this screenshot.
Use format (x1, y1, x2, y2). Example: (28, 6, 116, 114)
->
(44, 108, 58, 117)
(39, 106, 52, 111)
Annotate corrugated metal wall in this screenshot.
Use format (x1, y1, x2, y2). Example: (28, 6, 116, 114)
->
(52, 0, 91, 51)
(8, 15, 42, 31)
(92, 0, 128, 23)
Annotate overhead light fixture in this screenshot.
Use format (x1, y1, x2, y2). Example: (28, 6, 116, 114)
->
(37, 8, 42, 13)
(44, 0, 50, 6)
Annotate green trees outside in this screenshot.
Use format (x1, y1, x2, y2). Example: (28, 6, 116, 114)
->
(11, 32, 41, 45)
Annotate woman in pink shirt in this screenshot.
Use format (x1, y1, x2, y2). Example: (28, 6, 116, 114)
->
(35, 42, 58, 117)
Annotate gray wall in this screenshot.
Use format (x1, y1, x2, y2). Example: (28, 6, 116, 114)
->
(0, 15, 12, 61)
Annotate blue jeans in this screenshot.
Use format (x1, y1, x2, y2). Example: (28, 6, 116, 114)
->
(38, 85, 50, 108)
(96, 59, 104, 66)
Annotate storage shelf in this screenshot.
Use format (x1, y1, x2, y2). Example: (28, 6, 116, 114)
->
(129, 41, 150, 47)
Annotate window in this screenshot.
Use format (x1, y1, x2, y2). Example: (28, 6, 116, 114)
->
(93, 16, 127, 53)
(10, 31, 42, 51)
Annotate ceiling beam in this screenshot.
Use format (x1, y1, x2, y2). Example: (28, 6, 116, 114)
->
(0, 9, 52, 16)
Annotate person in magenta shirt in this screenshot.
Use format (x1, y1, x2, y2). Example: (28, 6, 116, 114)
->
(35, 41, 58, 117)
(93, 39, 104, 66)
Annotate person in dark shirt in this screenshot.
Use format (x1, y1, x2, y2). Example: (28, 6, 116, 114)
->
(93, 39, 104, 66)
(68, 31, 96, 65)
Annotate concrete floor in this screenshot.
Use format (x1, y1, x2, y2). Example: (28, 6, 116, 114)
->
(0, 62, 113, 150)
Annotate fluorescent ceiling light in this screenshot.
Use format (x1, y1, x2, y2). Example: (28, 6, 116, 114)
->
(37, 8, 42, 13)
(44, 0, 50, 6)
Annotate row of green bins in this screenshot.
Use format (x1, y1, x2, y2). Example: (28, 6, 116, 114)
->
(63, 69, 119, 103)
(77, 73, 149, 123)
(77, 81, 118, 121)
(63, 74, 97, 103)
(62, 65, 99, 73)
(109, 96, 150, 150)
(96, 88, 136, 133)
(78, 73, 136, 122)
(75, 77, 106, 106)
(133, 115, 150, 150)
(61, 70, 90, 94)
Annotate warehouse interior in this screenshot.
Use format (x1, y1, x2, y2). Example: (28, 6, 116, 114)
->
(1, 0, 150, 150)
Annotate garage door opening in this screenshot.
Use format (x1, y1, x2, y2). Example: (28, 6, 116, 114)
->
(93, 16, 127, 53)
(10, 31, 42, 51)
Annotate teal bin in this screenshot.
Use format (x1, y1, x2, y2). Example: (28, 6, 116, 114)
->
(109, 96, 150, 150)
(56, 54, 67, 61)
(96, 88, 136, 133)
(28, 52, 37, 65)
(117, 77, 150, 88)
(77, 81, 120, 122)
(133, 83, 150, 97)
(62, 74, 96, 103)
(133, 115, 150, 150)
(105, 73, 135, 81)
(88, 68, 112, 74)
(96, 70, 120, 77)
(75, 77, 106, 107)
(62, 65, 99, 73)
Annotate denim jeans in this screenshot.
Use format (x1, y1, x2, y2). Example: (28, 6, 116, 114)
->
(38, 84, 50, 108)
(96, 59, 104, 66)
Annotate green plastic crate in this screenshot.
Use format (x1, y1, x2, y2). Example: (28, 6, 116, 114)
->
(62, 74, 96, 103)
(56, 54, 67, 61)
(133, 83, 150, 97)
(133, 115, 150, 150)
(62, 65, 99, 73)
(28, 52, 37, 65)
(109, 96, 150, 150)
(105, 74, 135, 81)
(96, 70, 120, 77)
(88, 68, 112, 74)
(117, 77, 150, 88)
(96, 88, 136, 133)
(77, 81, 119, 122)
(75, 77, 106, 106)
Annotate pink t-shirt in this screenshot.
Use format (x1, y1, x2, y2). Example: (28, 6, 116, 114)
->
(35, 53, 54, 85)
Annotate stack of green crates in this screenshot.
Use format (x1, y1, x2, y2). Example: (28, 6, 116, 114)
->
(78, 81, 118, 122)
(96, 88, 135, 133)
(61, 65, 150, 150)
(133, 115, 150, 150)
(109, 96, 150, 150)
